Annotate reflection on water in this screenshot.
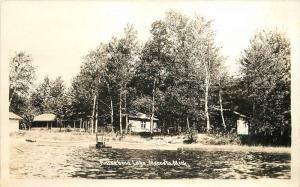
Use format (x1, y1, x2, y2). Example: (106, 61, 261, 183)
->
(67, 147, 290, 179)
(11, 145, 290, 179)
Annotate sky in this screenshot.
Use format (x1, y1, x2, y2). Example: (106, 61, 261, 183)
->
(1, 1, 297, 87)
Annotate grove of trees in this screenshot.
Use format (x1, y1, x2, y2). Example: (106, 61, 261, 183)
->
(9, 11, 291, 145)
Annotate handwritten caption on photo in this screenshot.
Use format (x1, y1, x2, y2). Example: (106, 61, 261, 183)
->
(99, 159, 190, 167)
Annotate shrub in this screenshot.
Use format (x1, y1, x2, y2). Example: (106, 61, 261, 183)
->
(66, 125, 72, 132)
(207, 132, 241, 145)
(184, 129, 198, 144)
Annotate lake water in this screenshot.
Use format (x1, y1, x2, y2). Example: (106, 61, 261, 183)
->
(66, 147, 290, 179)
(10, 144, 290, 179)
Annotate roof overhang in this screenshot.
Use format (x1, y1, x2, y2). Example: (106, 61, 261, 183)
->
(33, 113, 57, 122)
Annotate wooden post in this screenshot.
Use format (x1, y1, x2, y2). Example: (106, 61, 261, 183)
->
(73, 121, 76, 130)
(51, 121, 52, 131)
(47, 122, 49, 129)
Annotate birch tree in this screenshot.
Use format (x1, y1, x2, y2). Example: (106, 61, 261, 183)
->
(186, 16, 223, 132)
(106, 25, 140, 135)
(9, 52, 36, 110)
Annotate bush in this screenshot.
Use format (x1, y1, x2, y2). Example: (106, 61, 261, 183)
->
(184, 129, 198, 144)
(139, 132, 161, 138)
(206, 132, 241, 145)
(66, 125, 72, 132)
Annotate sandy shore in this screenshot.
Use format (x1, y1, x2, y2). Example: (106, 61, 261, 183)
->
(10, 130, 290, 153)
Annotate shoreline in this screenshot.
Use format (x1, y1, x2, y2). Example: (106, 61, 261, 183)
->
(11, 137, 290, 154)
(10, 130, 291, 153)
(102, 142, 290, 153)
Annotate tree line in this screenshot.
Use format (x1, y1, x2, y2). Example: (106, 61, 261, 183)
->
(9, 11, 290, 142)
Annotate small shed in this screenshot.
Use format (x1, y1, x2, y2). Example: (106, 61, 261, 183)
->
(233, 111, 249, 135)
(210, 108, 249, 135)
(9, 112, 22, 132)
(33, 113, 57, 129)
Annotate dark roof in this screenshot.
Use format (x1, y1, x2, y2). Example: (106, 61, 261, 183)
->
(233, 111, 247, 118)
(210, 107, 248, 118)
(123, 111, 159, 121)
(33, 113, 56, 122)
(9, 112, 22, 120)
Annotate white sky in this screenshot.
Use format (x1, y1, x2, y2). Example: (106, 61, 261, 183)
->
(1, 1, 297, 87)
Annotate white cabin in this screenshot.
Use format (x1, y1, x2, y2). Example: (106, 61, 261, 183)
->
(9, 112, 22, 132)
(127, 112, 159, 133)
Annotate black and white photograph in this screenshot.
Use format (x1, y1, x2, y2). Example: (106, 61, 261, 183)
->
(1, 0, 300, 186)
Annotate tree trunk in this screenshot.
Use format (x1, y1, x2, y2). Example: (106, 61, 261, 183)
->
(9, 85, 17, 107)
(91, 94, 97, 134)
(80, 118, 82, 131)
(150, 78, 156, 134)
(119, 92, 123, 135)
(204, 64, 210, 132)
(95, 103, 98, 133)
(124, 92, 129, 134)
(186, 115, 190, 130)
(219, 86, 226, 129)
(110, 96, 114, 133)
(125, 114, 129, 134)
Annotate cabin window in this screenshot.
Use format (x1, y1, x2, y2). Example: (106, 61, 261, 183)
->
(141, 121, 146, 128)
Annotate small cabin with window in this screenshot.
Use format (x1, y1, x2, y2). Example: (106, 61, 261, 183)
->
(125, 111, 159, 133)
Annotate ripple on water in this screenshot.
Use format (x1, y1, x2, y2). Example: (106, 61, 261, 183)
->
(10, 145, 290, 179)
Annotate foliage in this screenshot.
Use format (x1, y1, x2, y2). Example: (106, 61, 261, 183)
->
(31, 76, 69, 119)
(184, 128, 198, 144)
(8, 11, 291, 146)
(239, 30, 290, 137)
(9, 52, 36, 114)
